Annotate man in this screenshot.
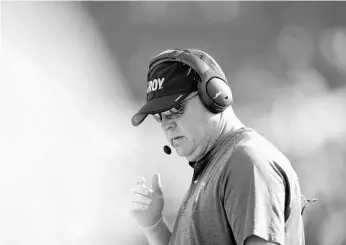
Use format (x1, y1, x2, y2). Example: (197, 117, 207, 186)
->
(130, 48, 305, 245)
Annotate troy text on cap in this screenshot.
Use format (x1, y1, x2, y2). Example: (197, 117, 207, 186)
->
(147, 78, 165, 93)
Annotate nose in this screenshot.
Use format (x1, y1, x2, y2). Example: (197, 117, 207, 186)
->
(161, 117, 175, 132)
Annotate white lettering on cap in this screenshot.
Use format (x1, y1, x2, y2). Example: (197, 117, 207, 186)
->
(147, 78, 165, 93)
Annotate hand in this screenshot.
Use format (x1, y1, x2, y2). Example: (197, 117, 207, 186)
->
(131, 173, 165, 227)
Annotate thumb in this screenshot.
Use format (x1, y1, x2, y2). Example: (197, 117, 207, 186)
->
(152, 173, 163, 196)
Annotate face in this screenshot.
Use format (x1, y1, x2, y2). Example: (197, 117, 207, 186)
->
(152, 92, 220, 162)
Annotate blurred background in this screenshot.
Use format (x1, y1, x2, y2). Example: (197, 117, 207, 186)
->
(1, 1, 346, 245)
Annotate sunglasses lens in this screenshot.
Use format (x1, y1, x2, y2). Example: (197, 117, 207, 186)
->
(172, 103, 183, 112)
(152, 114, 162, 123)
(151, 96, 192, 123)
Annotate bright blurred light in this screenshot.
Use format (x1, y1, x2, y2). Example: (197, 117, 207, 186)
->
(0, 2, 2, 47)
(0, 2, 144, 244)
(277, 26, 314, 68)
(320, 27, 346, 75)
(288, 67, 328, 96)
(333, 29, 346, 73)
(269, 88, 346, 156)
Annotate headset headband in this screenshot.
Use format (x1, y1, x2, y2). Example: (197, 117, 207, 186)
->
(148, 49, 227, 85)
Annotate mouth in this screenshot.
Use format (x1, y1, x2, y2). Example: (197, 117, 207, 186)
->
(170, 136, 184, 146)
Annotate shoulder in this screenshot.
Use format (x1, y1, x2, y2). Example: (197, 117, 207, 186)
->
(219, 129, 292, 184)
(229, 129, 291, 168)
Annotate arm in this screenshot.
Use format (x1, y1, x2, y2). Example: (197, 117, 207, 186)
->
(221, 146, 286, 245)
(131, 174, 171, 245)
(245, 235, 280, 245)
(141, 216, 172, 245)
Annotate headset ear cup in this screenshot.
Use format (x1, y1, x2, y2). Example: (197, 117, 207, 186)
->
(198, 78, 215, 113)
(198, 77, 232, 113)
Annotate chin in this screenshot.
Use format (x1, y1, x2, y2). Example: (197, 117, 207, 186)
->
(175, 148, 186, 156)
(176, 148, 198, 162)
(185, 145, 204, 162)
(175, 147, 190, 157)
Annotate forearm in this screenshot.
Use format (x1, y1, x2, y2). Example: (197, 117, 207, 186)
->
(141, 216, 172, 245)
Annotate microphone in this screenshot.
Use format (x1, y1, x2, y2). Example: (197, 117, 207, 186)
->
(163, 145, 171, 155)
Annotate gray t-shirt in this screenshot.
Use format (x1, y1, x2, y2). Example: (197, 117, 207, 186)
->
(169, 128, 305, 245)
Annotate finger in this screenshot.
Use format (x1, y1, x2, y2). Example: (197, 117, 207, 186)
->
(132, 185, 150, 197)
(132, 201, 149, 211)
(132, 193, 152, 206)
(136, 176, 146, 186)
(152, 173, 163, 195)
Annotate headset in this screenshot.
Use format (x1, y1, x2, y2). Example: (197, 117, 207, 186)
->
(148, 49, 233, 114)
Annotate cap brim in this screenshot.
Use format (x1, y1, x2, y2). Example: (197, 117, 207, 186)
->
(131, 92, 191, 126)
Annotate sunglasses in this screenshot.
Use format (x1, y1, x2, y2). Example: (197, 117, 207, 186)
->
(152, 93, 198, 123)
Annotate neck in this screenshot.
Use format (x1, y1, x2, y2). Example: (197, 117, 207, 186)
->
(187, 108, 244, 163)
(218, 110, 245, 139)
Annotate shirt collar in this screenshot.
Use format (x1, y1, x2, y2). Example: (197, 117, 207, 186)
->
(188, 144, 216, 169)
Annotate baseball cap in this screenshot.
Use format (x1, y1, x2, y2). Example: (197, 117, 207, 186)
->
(131, 49, 226, 127)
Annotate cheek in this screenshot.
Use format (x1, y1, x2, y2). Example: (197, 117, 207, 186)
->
(177, 99, 209, 142)
(179, 116, 206, 142)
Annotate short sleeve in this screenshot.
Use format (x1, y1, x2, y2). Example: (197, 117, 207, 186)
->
(220, 145, 286, 245)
